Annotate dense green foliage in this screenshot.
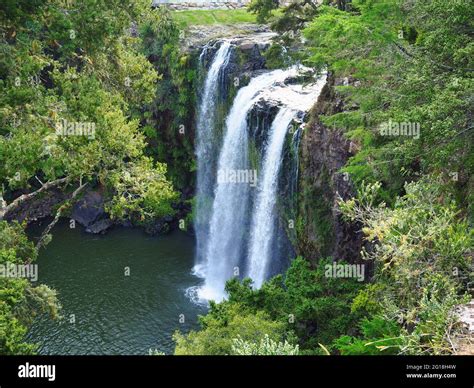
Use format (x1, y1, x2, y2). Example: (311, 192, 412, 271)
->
(139, 7, 197, 189)
(301, 2, 472, 353)
(174, 258, 363, 354)
(173, 303, 289, 355)
(337, 178, 472, 354)
(0, 221, 59, 354)
(0, 1, 190, 353)
(176, 178, 472, 355)
(0, 0, 179, 224)
(231, 334, 300, 355)
(302, 0, 473, 205)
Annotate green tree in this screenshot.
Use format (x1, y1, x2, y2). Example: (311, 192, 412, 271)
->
(302, 0, 473, 206)
(0, 222, 60, 354)
(173, 303, 288, 355)
(0, 0, 178, 234)
(231, 334, 300, 355)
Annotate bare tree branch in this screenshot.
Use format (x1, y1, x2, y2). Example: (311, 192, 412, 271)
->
(35, 181, 88, 251)
(0, 177, 69, 221)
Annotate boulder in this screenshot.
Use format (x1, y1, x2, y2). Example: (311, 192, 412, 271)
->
(71, 190, 105, 227)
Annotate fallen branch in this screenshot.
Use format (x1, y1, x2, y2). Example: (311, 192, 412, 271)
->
(0, 177, 69, 220)
(35, 181, 88, 251)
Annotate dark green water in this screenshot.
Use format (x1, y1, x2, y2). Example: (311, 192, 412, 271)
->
(27, 221, 206, 355)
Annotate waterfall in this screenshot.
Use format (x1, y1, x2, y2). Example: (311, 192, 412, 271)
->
(192, 48, 327, 301)
(198, 69, 290, 301)
(194, 41, 232, 276)
(246, 108, 297, 288)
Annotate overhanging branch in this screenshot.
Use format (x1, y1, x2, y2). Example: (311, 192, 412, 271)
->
(0, 177, 69, 221)
(35, 181, 88, 250)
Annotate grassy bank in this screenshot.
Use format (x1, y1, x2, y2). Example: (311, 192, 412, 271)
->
(171, 9, 258, 27)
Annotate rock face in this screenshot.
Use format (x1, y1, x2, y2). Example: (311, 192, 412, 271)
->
(184, 25, 274, 52)
(71, 190, 112, 234)
(196, 31, 277, 115)
(4, 186, 115, 235)
(71, 191, 104, 226)
(144, 215, 173, 236)
(297, 73, 364, 264)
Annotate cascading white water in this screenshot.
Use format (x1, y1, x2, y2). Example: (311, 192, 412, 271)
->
(198, 69, 291, 301)
(245, 71, 328, 287)
(192, 52, 327, 301)
(246, 108, 296, 288)
(194, 41, 232, 276)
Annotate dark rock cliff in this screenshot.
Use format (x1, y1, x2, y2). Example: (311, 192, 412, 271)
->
(296, 73, 364, 264)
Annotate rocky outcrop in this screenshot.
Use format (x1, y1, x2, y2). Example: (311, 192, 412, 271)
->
(71, 191, 104, 226)
(3, 185, 114, 234)
(247, 98, 280, 152)
(185, 25, 274, 52)
(296, 73, 364, 264)
(71, 190, 113, 234)
(69, 189, 189, 235)
(197, 32, 276, 111)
